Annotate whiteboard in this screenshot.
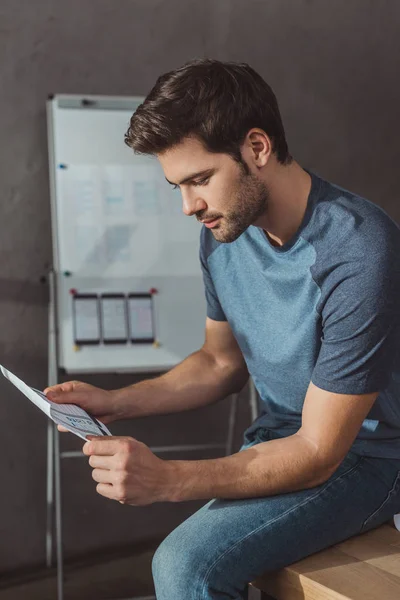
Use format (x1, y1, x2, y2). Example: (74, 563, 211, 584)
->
(47, 95, 206, 373)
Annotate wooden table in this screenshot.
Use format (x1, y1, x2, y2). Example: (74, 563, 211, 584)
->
(251, 523, 400, 600)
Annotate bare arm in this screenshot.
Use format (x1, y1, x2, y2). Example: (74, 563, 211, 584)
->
(113, 317, 249, 419)
(84, 382, 379, 506)
(165, 382, 379, 501)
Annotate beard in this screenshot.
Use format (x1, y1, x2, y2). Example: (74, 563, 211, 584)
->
(210, 169, 269, 243)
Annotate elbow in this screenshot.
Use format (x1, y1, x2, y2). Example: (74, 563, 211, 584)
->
(310, 465, 335, 487)
(308, 455, 344, 487)
(297, 433, 343, 487)
(215, 357, 249, 395)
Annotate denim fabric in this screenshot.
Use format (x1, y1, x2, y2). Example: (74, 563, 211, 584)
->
(152, 429, 400, 600)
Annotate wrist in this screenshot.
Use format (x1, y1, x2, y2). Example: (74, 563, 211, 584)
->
(163, 460, 187, 502)
(163, 459, 218, 502)
(109, 387, 135, 420)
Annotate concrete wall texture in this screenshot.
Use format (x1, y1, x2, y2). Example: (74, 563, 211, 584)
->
(0, 0, 399, 574)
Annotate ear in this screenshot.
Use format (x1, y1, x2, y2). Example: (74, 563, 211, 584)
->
(245, 129, 272, 168)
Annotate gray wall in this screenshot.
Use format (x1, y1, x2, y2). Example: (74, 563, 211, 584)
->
(0, 0, 399, 574)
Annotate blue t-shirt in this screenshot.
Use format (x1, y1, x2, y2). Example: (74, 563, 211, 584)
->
(200, 170, 400, 458)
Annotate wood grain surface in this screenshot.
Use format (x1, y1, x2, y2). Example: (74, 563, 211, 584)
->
(252, 524, 400, 600)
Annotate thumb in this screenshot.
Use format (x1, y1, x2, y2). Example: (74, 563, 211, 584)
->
(46, 391, 78, 404)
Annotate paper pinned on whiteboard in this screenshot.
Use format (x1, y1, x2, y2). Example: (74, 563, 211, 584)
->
(131, 164, 161, 217)
(73, 294, 100, 344)
(71, 165, 99, 219)
(0, 364, 111, 441)
(103, 165, 128, 216)
(101, 294, 128, 343)
(57, 163, 199, 276)
(128, 294, 155, 342)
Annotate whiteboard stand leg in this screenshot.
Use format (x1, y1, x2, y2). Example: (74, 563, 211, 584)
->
(246, 375, 260, 591)
(46, 420, 54, 567)
(249, 379, 259, 422)
(54, 426, 64, 600)
(225, 393, 238, 456)
(46, 269, 58, 568)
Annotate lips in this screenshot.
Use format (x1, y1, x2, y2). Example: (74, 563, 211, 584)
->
(201, 217, 221, 224)
(202, 217, 221, 228)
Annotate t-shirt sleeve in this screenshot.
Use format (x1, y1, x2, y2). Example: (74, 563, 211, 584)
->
(199, 237, 227, 322)
(311, 243, 399, 395)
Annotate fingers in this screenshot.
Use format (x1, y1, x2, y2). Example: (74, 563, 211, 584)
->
(91, 468, 112, 484)
(45, 386, 81, 403)
(44, 382, 74, 395)
(96, 482, 114, 500)
(46, 392, 77, 404)
(83, 436, 135, 456)
(83, 437, 119, 456)
(57, 425, 69, 433)
(88, 454, 113, 469)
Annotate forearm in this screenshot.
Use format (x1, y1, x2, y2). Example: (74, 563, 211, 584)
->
(166, 432, 334, 502)
(112, 348, 248, 419)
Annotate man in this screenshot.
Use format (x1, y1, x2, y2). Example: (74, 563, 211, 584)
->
(46, 59, 400, 600)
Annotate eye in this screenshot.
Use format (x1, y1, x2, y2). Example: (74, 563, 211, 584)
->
(172, 184, 179, 190)
(192, 177, 210, 187)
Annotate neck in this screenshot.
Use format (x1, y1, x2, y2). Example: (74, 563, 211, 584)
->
(254, 160, 312, 247)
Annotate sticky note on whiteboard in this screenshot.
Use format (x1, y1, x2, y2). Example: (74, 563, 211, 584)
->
(128, 294, 155, 343)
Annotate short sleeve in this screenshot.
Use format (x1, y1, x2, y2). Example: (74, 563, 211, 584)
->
(199, 235, 227, 322)
(311, 245, 399, 395)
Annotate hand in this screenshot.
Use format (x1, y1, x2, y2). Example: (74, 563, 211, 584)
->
(44, 381, 122, 432)
(83, 436, 177, 506)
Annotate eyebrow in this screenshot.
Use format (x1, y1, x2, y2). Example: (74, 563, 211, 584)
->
(165, 168, 216, 187)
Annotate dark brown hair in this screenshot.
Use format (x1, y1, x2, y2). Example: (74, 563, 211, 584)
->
(124, 59, 292, 165)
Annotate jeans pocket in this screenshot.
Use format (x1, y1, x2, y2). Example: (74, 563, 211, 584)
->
(361, 471, 400, 533)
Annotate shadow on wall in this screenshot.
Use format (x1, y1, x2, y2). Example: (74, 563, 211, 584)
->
(0, 277, 49, 306)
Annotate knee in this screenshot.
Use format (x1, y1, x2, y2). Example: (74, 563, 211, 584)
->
(152, 530, 204, 599)
(152, 534, 178, 587)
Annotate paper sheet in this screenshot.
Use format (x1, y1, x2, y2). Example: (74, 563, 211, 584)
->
(395, 514, 400, 531)
(57, 163, 200, 276)
(101, 295, 128, 341)
(0, 365, 111, 441)
(73, 295, 100, 343)
(103, 165, 127, 216)
(128, 296, 154, 341)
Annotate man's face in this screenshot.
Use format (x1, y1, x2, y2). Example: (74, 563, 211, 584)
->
(158, 136, 269, 243)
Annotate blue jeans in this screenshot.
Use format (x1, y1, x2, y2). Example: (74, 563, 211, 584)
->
(152, 428, 400, 600)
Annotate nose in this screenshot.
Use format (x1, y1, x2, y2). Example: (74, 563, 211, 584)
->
(181, 190, 207, 217)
